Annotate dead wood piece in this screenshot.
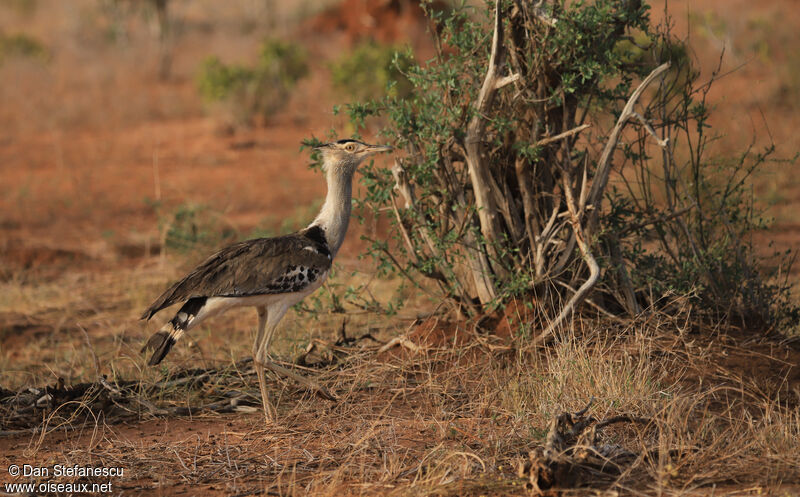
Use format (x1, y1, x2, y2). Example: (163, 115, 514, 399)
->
(517, 403, 653, 492)
(533, 123, 591, 148)
(377, 336, 422, 355)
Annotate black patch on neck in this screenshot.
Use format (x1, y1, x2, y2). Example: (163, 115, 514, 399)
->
(304, 225, 331, 258)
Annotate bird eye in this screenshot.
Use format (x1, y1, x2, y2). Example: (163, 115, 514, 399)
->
(345, 143, 357, 152)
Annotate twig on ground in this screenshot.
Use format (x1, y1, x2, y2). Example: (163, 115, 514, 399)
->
(377, 336, 421, 355)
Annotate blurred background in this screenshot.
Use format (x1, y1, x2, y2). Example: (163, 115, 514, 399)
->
(0, 0, 797, 382)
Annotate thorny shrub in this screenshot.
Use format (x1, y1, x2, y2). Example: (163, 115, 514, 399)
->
(321, 0, 797, 331)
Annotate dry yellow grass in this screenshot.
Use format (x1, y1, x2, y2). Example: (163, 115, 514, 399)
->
(2, 278, 799, 496)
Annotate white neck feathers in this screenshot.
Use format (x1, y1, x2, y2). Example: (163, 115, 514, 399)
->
(309, 165, 355, 259)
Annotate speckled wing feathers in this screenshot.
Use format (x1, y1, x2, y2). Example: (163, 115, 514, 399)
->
(141, 227, 331, 320)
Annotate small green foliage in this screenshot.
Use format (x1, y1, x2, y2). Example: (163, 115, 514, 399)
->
(329, 41, 414, 101)
(161, 203, 237, 254)
(196, 39, 308, 125)
(294, 262, 402, 318)
(0, 32, 48, 64)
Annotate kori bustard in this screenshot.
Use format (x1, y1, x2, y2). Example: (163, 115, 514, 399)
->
(141, 139, 391, 421)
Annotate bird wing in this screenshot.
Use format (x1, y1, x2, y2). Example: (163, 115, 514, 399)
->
(141, 230, 331, 320)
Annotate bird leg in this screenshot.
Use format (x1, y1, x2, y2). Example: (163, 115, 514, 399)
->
(253, 306, 337, 416)
(254, 307, 276, 422)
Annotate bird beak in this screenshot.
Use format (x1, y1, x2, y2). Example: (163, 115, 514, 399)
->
(365, 144, 393, 154)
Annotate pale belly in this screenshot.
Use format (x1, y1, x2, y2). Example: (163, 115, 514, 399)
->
(185, 271, 329, 328)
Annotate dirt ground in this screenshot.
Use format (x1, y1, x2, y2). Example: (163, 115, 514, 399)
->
(1, 0, 799, 495)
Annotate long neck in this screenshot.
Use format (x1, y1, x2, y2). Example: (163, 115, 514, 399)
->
(309, 166, 354, 258)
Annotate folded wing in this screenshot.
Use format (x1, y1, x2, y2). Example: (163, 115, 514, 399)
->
(142, 229, 331, 320)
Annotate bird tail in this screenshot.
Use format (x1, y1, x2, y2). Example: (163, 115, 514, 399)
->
(141, 297, 207, 366)
(141, 323, 184, 366)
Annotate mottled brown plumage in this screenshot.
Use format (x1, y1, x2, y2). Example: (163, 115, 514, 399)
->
(141, 226, 331, 321)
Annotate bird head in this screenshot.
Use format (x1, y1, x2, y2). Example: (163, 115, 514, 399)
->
(314, 139, 392, 174)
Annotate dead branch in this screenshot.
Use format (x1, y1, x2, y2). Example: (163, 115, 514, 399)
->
(533, 123, 590, 148)
(517, 403, 654, 493)
(528, 156, 601, 347)
(586, 62, 670, 235)
(494, 72, 521, 90)
(377, 336, 422, 355)
(631, 111, 669, 147)
(464, 0, 513, 288)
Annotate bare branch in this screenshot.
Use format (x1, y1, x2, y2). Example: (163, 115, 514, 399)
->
(631, 111, 669, 147)
(529, 165, 601, 348)
(533, 123, 590, 148)
(392, 159, 496, 305)
(494, 72, 521, 90)
(464, 0, 509, 288)
(586, 62, 671, 234)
